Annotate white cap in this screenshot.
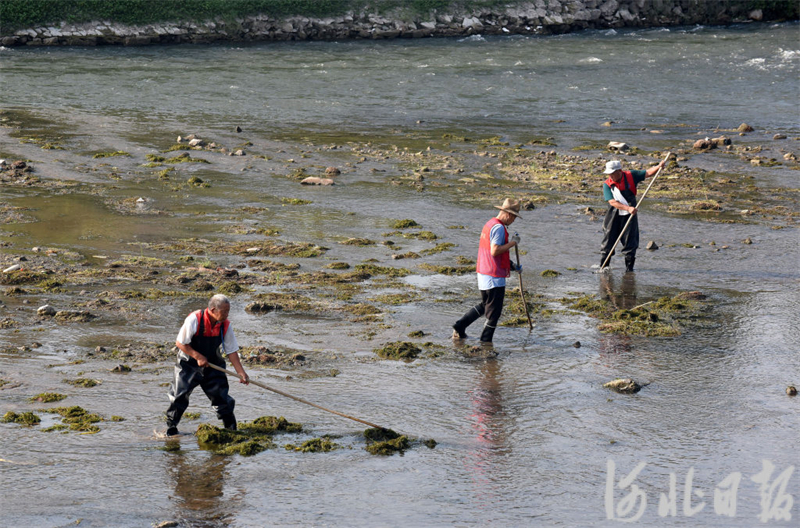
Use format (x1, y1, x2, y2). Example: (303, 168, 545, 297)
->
(603, 160, 622, 174)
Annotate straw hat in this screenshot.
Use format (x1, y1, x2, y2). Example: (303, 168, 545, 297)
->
(494, 198, 522, 218)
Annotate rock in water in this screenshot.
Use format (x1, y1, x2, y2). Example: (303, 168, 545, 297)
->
(787, 386, 797, 396)
(603, 378, 643, 394)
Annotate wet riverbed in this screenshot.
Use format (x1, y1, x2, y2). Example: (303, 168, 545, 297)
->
(1, 22, 799, 527)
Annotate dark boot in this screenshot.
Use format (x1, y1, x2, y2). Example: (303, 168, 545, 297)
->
(453, 305, 485, 339)
(625, 256, 636, 273)
(222, 414, 237, 431)
(165, 426, 179, 436)
(479, 323, 496, 344)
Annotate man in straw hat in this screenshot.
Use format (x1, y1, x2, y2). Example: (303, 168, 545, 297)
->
(452, 198, 522, 345)
(600, 159, 665, 272)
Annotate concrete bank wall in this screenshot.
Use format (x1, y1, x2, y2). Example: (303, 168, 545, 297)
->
(1, 1, 794, 47)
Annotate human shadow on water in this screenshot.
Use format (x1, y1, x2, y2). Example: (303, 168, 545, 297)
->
(464, 357, 509, 507)
(166, 450, 241, 527)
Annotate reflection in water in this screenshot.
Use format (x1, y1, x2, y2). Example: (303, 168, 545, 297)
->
(598, 273, 639, 357)
(464, 358, 507, 507)
(167, 450, 239, 527)
(599, 272, 638, 310)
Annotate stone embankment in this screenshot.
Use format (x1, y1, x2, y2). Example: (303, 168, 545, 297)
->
(0, 0, 787, 47)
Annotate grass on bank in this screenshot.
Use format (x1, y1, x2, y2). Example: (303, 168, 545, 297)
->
(0, 0, 519, 31)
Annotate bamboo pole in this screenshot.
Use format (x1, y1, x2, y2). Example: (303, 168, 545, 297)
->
(513, 244, 534, 331)
(205, 363, 386, 430)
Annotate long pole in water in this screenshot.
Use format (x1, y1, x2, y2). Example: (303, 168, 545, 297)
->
(513, 243, 534, 331)
(205, 363, 386, 430)
(600, 152, 672, 271)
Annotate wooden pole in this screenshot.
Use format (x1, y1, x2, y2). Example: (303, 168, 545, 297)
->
(514, 244, 534, 331)
(600, 152, 672, 270)
(205, 363, 387, 430)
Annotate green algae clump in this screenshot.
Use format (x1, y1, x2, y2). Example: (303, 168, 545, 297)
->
(285, 436, 340, 453)
(196, 423, 273, 456)
(364, 428, 410, 456)
(247, 416, 303, 434)
(45, 406, 103, 433)
(29, 392, 67, 403)
(374, 341, 421, 361)
(196, 416, 302, 456)
(540, 269, 561, 277)
(392, 219, 420, 229)
(64, 378, 100, 388)
(2, 411, 41, 426)
(340, 237, 376, 246)
(92, 151, 130, 159)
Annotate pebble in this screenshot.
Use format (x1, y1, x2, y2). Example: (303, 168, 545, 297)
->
(787, 386, 797, 396)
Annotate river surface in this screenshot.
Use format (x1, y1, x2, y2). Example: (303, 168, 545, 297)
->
(1, 22, 799, 527)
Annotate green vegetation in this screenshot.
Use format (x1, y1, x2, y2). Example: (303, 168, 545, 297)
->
(0, 1, 529, 30)
(45, 406, 103, 433)
(374, 341, 421, 361)
(392, 219, 420, 229)
(284, 436, 340, 452)
(196, 416, 302, 456)
(92, 151, 130, 159)
(64, 378, 100, 388)
(2, 411, 41, 426)
(29, 392, 67, 403)
(364, 427, 409, 455)
(561, 291, 707, 337)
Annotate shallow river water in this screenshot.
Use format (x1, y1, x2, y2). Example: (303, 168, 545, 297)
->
(1, 22, 799, 527)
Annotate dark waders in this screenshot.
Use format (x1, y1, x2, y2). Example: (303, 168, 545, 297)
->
(601, 193, 639, 272)
(166, 310, 236, 431)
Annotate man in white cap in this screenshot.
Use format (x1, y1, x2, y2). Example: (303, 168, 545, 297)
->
(452, 198, 522, 345)
(600, 159, 666, 272)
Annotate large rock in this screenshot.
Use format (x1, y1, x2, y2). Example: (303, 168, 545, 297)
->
(603, 378, 643, 394)
(37, 305, 57, 316)
(607, 141, 629, 151)
(300, 177, 334, 186)
(693, 138, 713, 150)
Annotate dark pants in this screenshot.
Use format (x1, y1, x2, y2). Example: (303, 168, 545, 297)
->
(601, 208, 639, 268)
(453, 286, 506, 342)
(165, 359, 235, 427)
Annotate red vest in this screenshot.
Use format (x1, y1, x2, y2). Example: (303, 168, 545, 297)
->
(476, 217, 510, 278)
(605, 171, 637, 196)
(193, 309, 230, 338)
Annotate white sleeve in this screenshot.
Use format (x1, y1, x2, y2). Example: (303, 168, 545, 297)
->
(176, 314, 198, 345)
(222, 326, 239, 355)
